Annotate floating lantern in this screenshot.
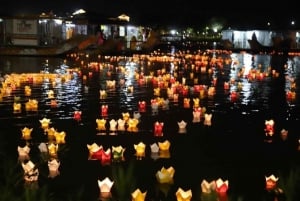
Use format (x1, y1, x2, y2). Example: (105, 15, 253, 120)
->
(133, 111, 141, 120)
(48, 143, 58, 158)
(22, 160, 39, 183)
(73, 111, 82, 122)
(154, 121, 164, 137)
(38, 142, 48, 154)
(18, 145, 31, 161)
(117, 118, 126, 131)
(203, 113, 212, 126)
(265, 174, 278, 191)
(201, 179, 216, 194)
(280, 129, 288, 141)
(183, 98, 190, 108)
(150, 143, 159, 153)
(112, 145, 125, 162)
(48, 159, 60, 178)
(127, 118, 139, 132)
(156, 166, 175, 184)
(50, 99, 58, 107)
(96, 118, 107, 133)
(54, 131, 66, 144)
(25, 99, 38, 112)
(138, 101, 147, 112)
(46, 127, 57, 141)
(13, 102, 22, 113)
(193, 98, 200, 108)
(98, 177, 114, 199)
(24, 85, 32, 96)
(175, 187, 192, 201)
(87, 143, 103, 160)
(131, 188, 147, 201)
(99, 90, 107, 99)
(122, 112, 130, 122)
(101, 148, 111, 165)
(215, 178, 229, 195)
(39, 118, 51, 131)
(192, 108, 201, 123)
(109, 119, 118, 134)
(101, 104, 108, 117)
(134, 142, 146, 159)
(47, 90, 55, 99)
(21, 127, 33, 140)
(265, 119, 275, 136)
(178, 120, 187, 133)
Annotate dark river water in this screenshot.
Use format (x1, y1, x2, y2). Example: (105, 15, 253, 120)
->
(0, 49, 300, 201)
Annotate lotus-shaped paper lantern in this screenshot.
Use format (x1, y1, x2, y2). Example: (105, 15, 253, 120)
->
(38, 142, 48, 153)
(280, 128, 288, 141)
(99, 90, 107, 99)
(158, 140, 170, 152)
(46, 127, 57, 141)
(156, 166, 175, 184)
(73, 111, 82, 122)
(96, 118, 107, 134)
(122, 112, 130, 122)
(193, 98, 200, 108)
(40, 118, 51, 131)
(134, 142, 146, 159)
(150, 143, 159, 153)
(50, 99, 58, 107)
(215, 178, 229, 195)
(178, 120, 187, 133)
(100, 148, 111, 165)
(183, 98, 190, 108)
(98, 177, 114, 196)
(106, 80, 116, 89)
(22, 160, 39, 182)
(127, 118, 139, 132)
(117, 118, 126, 131)
(47, 90, 55, 99)
(203, 113, 212, 126)
(133, 111, 141, 120)
(131, 188, 147, 201)
(13, 102, 22, 113)
(112, 145, 125, 162)
(18, 145, 31, 161)
(87, 143, 103, 160)
(201, 179, 216, 194)
(54, 131, 66, 144)
(109, 119, 118, 134)
(24, 85, 32, 96)
(175, 187, 192, 201)
(101, 104, 108, 117)
(48, 159, 60, 178)
(48, 143, 59, 158)
(25, 99, 38, 111)
(192, 108, 201, 123)
(265, 119, 275, 135)
(265, 174, 278, 191)
(154, 121, 164, 137)
(21, 127, 33, 140)
(138, 101, 147, 112)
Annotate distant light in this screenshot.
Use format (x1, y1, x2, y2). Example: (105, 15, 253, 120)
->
(72, 9, 86, 15)
(291, 21, 295, 26)
(170, 30, 176, 35)
(54, 19, 63, 25)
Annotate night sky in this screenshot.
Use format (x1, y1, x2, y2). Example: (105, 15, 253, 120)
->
(0, 0, 299, 29)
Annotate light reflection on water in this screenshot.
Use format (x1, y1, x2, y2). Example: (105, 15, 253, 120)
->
(0, 50, 300, 200)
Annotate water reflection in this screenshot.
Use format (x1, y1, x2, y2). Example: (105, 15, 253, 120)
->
(0, 50, 300, 201)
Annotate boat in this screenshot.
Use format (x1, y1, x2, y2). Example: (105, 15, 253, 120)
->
(0, 35, 95, 56)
